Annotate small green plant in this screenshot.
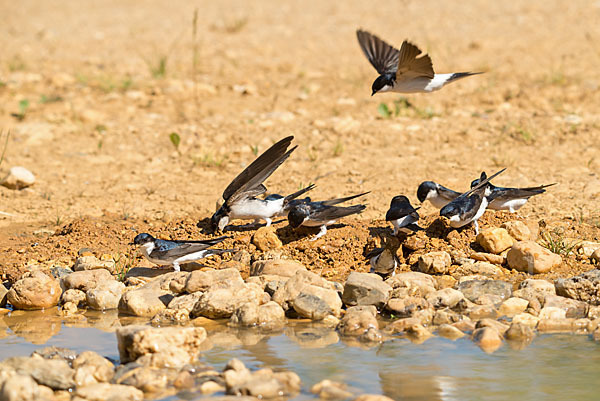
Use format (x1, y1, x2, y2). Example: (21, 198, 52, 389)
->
(169, 132, 181, 153)
(250, 144, 259, 156)
(8, 56, 26, 72)
(333, 140, 344, 157)
(114, 251, 137, 282)
(192, 152, 228, 168)
(39, 94, 63, 104)
(0, 130, 9, 168)
(377, 103, 392, 119)
(12, 99, 29, 121)
(148, 56, 168, 78)
(540, 229, 578, 256)
(211, 16, 248, 34)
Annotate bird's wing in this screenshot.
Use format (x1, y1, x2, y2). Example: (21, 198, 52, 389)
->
(356, 30, 400, 75)
(457, 194, 482, 221)
(284, 184, 316, 204)
(310, 204, 366, 222)
(223, 136, 295, 204)
(457, 168, 506, 199)
(320, 191, 370, 207)
(492, 184, 555, 200)
(395, 41, 435, 81)
(385, 204, 420, 221)
(150, 242, 213, 260)
(170, 235, 229, 247)
(438, 185, 462, 201)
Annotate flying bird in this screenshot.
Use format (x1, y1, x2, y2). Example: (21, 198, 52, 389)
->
(470, 172, 557, 213)
(287, 192, 369, 240)
(356, 29, 482, 96)
(440, 169, 506, 234)
(210, 136, 300, 231)
(385, 195, 421, 235)
(417, 181, 461, 209)
(133, 233, 233, 272)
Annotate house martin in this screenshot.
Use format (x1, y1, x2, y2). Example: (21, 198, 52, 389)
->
(356, 29, 482, 95)
(287, 192, 369, 240)
(440, 169, 506, 234)
(385, 195, 421, 235)
(470, 172, 557, 213)
(210, 136, 297, 231)
(366, 235, 400, 278)
(263, 184, 315, 218)
(133, 233, 233, 272)
(417, 181, 461, 209)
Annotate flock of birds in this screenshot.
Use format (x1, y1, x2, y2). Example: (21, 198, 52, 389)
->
(132, 30, 556, 273)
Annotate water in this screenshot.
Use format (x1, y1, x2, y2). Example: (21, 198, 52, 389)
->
(1, 309, 600, 401)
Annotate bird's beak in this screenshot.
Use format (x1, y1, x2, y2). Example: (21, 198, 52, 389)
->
(371, 91, 376, 96)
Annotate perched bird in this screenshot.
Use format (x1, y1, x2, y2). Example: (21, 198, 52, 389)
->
(366, 235, 401, 278)
(356, 29, 482, 95)
(133, 233, 233, 272)
(210, 136, 299, 231)
(287, 192, 369, 240)
(470, 172, 557, 213)
(440, 169, 506, 234)
(263, 184, 315, 218)
(385, 195, 421, 235)
(417, 181, 461, 209)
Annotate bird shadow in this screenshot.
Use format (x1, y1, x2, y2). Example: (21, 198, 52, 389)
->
(275, 223, 347, 244)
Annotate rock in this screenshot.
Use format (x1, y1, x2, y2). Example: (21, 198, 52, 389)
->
(0, 283, 8, 308)
(501, 221, 533, 241)
(72, 351, 114, 386)
(73, 256, 116, 274)
(116, 325, 207, 367)
(252, 227, 283, 251)
(458, 280, 512, 305)
(7, 272, 61, 310)
(472, 327, 503, 353)
(311, 379, 353, 399)
(406, 323, 433, 343)
(353, 395, 395, 401)
(507, 241, 562, 274)
(342, 272, 392, 308)
(62, 269, 113, 292)
(250, 259, 306, 277)
(223, 359, 300, 398)
(60, 289, 86, 307)
(575, 241, 600, 257)
(74, 382, 144, 401)
(385, 272, 436, 297)
(113, 364, 173, 393)
(1, 355, 75, 389)
(505, 322, 535, 341)
(86, 280, 125, 310)
(459, 302, 498, 320)
(272, 270, 341, 315)
(432, 308, 462, 325)
(544, 294, 588, 318)
(539, 306, 566, 320)
(118, 289, 169, 317)
(476, 228, 514, 254)
(192, 283, 264, 318)
(151, 308, 191, 325)
(520, 278, 556, 293)
(230, 301, 285, 328)
(498, 297, 529, 317)
(470, 252, 505, 265)
(476, 318, 509, 335)
(184, 268, 244, 293)
(555, 269, 600, 305)
(426, 288, 464, 308)
(339, 306, 379, 336)
(0, 372, 41, 401)
(592, 249, 600, 264)
(167, 292, 202, 312)
(417, 251, 451, 274)
(32, 346, 78, 362)
(437, 324, 465, 340)
(1, 166, 35, 189)
(386, 297, 431, 318)
(537, 318, 576, 333)
(292, 293, 333, 320)
(455, 261, 503, 277)
(512, 312, 540, 328)
(140, 271, 190, 293)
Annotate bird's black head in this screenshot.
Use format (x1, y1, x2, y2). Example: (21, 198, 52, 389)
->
(133, 233, 154, 245)
(210, 206, 229, 232)
(470, 172, 488, 189)
(287, 204, 310, 228)
(371, 73, 395, 96)
(390, 195, 410, 207)
(417, 181, 437, 203)
(440, 203, 459, 219)
(265, 194, 284, 201)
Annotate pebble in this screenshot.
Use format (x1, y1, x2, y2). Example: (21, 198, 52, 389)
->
(426, 288, 465, 308)
(472, 326, 503, 353)
(311, 379, 353, 399)
(184, 268, 244, 293)
(74, 382, 144, 401)
(251, 227, 283, 251)
(437, 324, 465, 340)
(1, 166, 35, 190)
(61, 269, 113, 292)
(118, 289, 169, 317)
(417, 251, 452, 274)
(512, 312, 540, 328)
(386, 272, 436, 297)
(339, 306, 379, 337)
(458, 279, 512, 305)
(60, 289, 87, 307)
(507, 241, 562, 274)
(353, 395, 395, 401)
(86, 280, 125, 310)
(1, 354, 75, 390)
(470, 252, 505, 265)
(498, 297, 529, 317)
(250, 259, 306, 277)
(7, 272, 61, 310)
(292, 292, 333, 320)
(501, 221, 533, 241)
(476, 228, 514, 254)
(342, 272, 392, 308)
(555, 269, 600, 305)
(505, 322, 535, 341)
(73, 256, 116, 274)
(386, 297, 431, 318)
(192, 283, 264, 319)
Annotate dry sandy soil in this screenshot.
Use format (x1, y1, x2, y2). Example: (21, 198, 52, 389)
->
(1, 0, 600, 281)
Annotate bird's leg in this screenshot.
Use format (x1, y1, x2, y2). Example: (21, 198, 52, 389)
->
(172, 262, 180, 272)
(473, 220, 480, 235)
(264, 218, 272, 227)
(311, 225, 328, 241)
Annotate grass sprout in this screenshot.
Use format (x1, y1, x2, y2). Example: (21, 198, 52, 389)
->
(540, 229, 578, 256)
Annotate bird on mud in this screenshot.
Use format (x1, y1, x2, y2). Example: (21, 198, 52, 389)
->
(366, 235, 401, 278)
(356, 29, 482, 96)
(385, 195, 421, 235)
(470, 172, 557, 213)
(417, 181, 461, 209)
(287, 192, 369, 240)
(209, 136, 313, 232)
(132, 233, 234, 272)
(440, 169, 506, 234)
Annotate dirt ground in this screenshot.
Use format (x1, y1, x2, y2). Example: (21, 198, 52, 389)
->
(1, 0, 600, 282)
